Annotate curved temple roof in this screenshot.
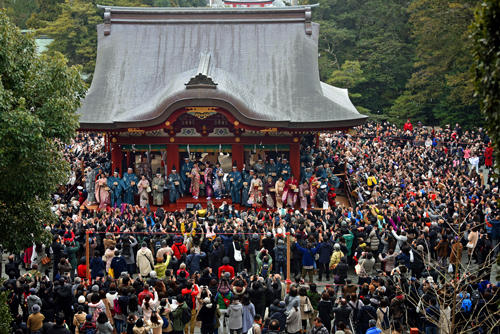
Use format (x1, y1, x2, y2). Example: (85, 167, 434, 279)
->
(78, 6, 368, 130)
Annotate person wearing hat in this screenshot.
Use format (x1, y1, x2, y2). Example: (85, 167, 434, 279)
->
(107, 168, 123, 207)
(181, 156, 194, 196)
(266, 158, 279, 182)
(27, 304, 44, 333)
(166, 165, 184, 204)
(315, 184, 328, 209)
(150, 168, 164, 206)
(122, 165, 139, 205)
(228, 161, 243, 204)
(254, 156, 266, 178)
(137, 174, 150, 208)
(278, 157, 291, 181)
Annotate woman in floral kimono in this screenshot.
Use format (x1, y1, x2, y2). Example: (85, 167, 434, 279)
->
(282, 174, 299, 207)
(189, 162, 201, 199)
(248, 174, 263, 206)
(299, 180, 310, 210)
(264, 176, 275, 208)
(204, 162, 214, 200)
(95, 173, 110, 208)
(137, 175, 150, 208)
(213, 162, 224, 200)
(275, 176, 285, 209)
(309, 175, 320, 208)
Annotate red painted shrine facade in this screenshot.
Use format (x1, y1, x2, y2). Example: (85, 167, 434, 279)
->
(78, 6, 367, 207)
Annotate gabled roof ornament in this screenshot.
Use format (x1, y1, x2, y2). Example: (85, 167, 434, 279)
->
(185, 52, 218, 89)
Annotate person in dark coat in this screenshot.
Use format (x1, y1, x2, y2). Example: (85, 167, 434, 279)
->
(51, 236, 65, 281)
(335, 257, 349, 285)
(269, 300, 287, 331)
(317, 238, 333, 281)
(332, 299, 352, 329)
(41, 292, 56, 323)
(247, 280, 265, 317)
(210, 243, 223, 277)
(110, 250, 127, 280)
(357, 298, 377, 334)
(317, 292, 334, 333)
(410, 245, 425, 279)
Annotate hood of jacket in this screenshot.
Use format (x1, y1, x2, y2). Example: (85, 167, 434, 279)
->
(138, 248, 150, 256)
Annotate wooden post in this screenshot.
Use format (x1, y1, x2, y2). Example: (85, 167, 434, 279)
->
(86, 232, 90, 280)
(111, 142, 122, 175)
(286, 232, 291, 291)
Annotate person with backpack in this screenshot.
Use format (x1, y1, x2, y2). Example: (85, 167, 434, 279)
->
(273, 240, 287, 279)
(424, 298, 440, 334)
(157, 299, 173, 334)
(389, 291, 405, 325)
(332, 299, 352, 333)
(256, 252, 272, 279)
(376, 299, 390, 334)
(294, 236, 322, 283)
(79, 314, 97, 334)
(317, 236, 333, 281)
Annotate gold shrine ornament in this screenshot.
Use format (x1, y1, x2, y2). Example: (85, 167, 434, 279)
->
(186, 107, 218, 119)
(111, 138, 117, 143)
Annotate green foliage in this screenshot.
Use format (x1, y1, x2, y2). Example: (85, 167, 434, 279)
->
(0, 10, 86, 252)
(0, 285, 12, 334)
(2, 0, 38, 29)
(470, 0, 500, 164)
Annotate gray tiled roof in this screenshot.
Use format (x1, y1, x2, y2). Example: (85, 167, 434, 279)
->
(78, 6, 367, 130)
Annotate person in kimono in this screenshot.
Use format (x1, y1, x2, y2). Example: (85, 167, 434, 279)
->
(85, 165, 97, 204)
(299, 180, 310, 210)
(265, 158, 279, 182)
(138, 157, 153, 183)
(95, 172, 110, 208)
(228, 161, 243, 204)
(316, 184, 328, 208)
(278, 157, 292, 181)
(137, 174, 150, 208)
(248, 173, 263, 206)
(241, 168, 254, 207)
(282, 174, 299, 207)
(152, 169, 166, 205)
(275, 175, 285, 209)
(167, 166, 184, 204)
(107, 168, 123, 207)
(264, 176, 275, 208)
(203, 161, 214, 200)
(309, 174, 320, 208)
(213, 162, 224, 200)
(190, 162, 201, 199)
(122, 166, 139, 205)
(181, 157, 193, 196)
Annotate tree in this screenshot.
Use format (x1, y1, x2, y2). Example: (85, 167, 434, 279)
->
(0, 10, 86, 252)
(470, 0, 500, 165)
(390, 0, 482, 128)
(0, 286, 12, 334)
(327, 60, 369, 113)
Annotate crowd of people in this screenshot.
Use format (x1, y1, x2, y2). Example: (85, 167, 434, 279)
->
(3, 120, 500, 334)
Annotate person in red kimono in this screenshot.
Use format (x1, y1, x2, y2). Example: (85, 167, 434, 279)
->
(485, 144, 493, 169)
(328, 188, 337, 208)
(282, 174, 299, 207)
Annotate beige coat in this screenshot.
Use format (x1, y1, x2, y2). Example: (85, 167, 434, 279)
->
(299, 295, 314, 320)
(146, 318, 164, 334)
(73, 313, 87, 334)
(137, 247, 155, 276)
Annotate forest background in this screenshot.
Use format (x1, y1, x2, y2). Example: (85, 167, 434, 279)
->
(1, 0, 484, 129)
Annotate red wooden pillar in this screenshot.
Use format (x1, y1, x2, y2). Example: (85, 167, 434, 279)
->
(126, 149, 133, 171)
(166, 144, 179, 176)
(289, 142, 300, 180)
(111, 142, 122, 175)
(232, 144, 244, 170)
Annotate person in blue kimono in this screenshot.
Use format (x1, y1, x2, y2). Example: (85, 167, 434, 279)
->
(107, 168, 123, 207)
(122, 166, 139, 205)
(278, 157, 292, 181)
(316, 165, 328, 180)
(265, 158, 278, 182)
(167, 165, 184, 203)
(181, 157, 193, 196)
(228, 161, 243, 204)
(241, 168, 254, 207)
(301, 165, 312, 183)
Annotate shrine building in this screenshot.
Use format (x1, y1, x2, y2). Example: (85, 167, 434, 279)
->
(77, 6, 367, 206)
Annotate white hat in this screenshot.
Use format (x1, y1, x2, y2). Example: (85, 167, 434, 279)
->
(320, 184, 327, 189)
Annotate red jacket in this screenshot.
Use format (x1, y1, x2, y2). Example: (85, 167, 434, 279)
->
(77, 264, 88, 279)
(218, 265, 235, 279)
(172, 242, 187, 260)
(138, 288, 154, 306)
(181, 286, 199, 309)
(404, 122, 413, 132)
